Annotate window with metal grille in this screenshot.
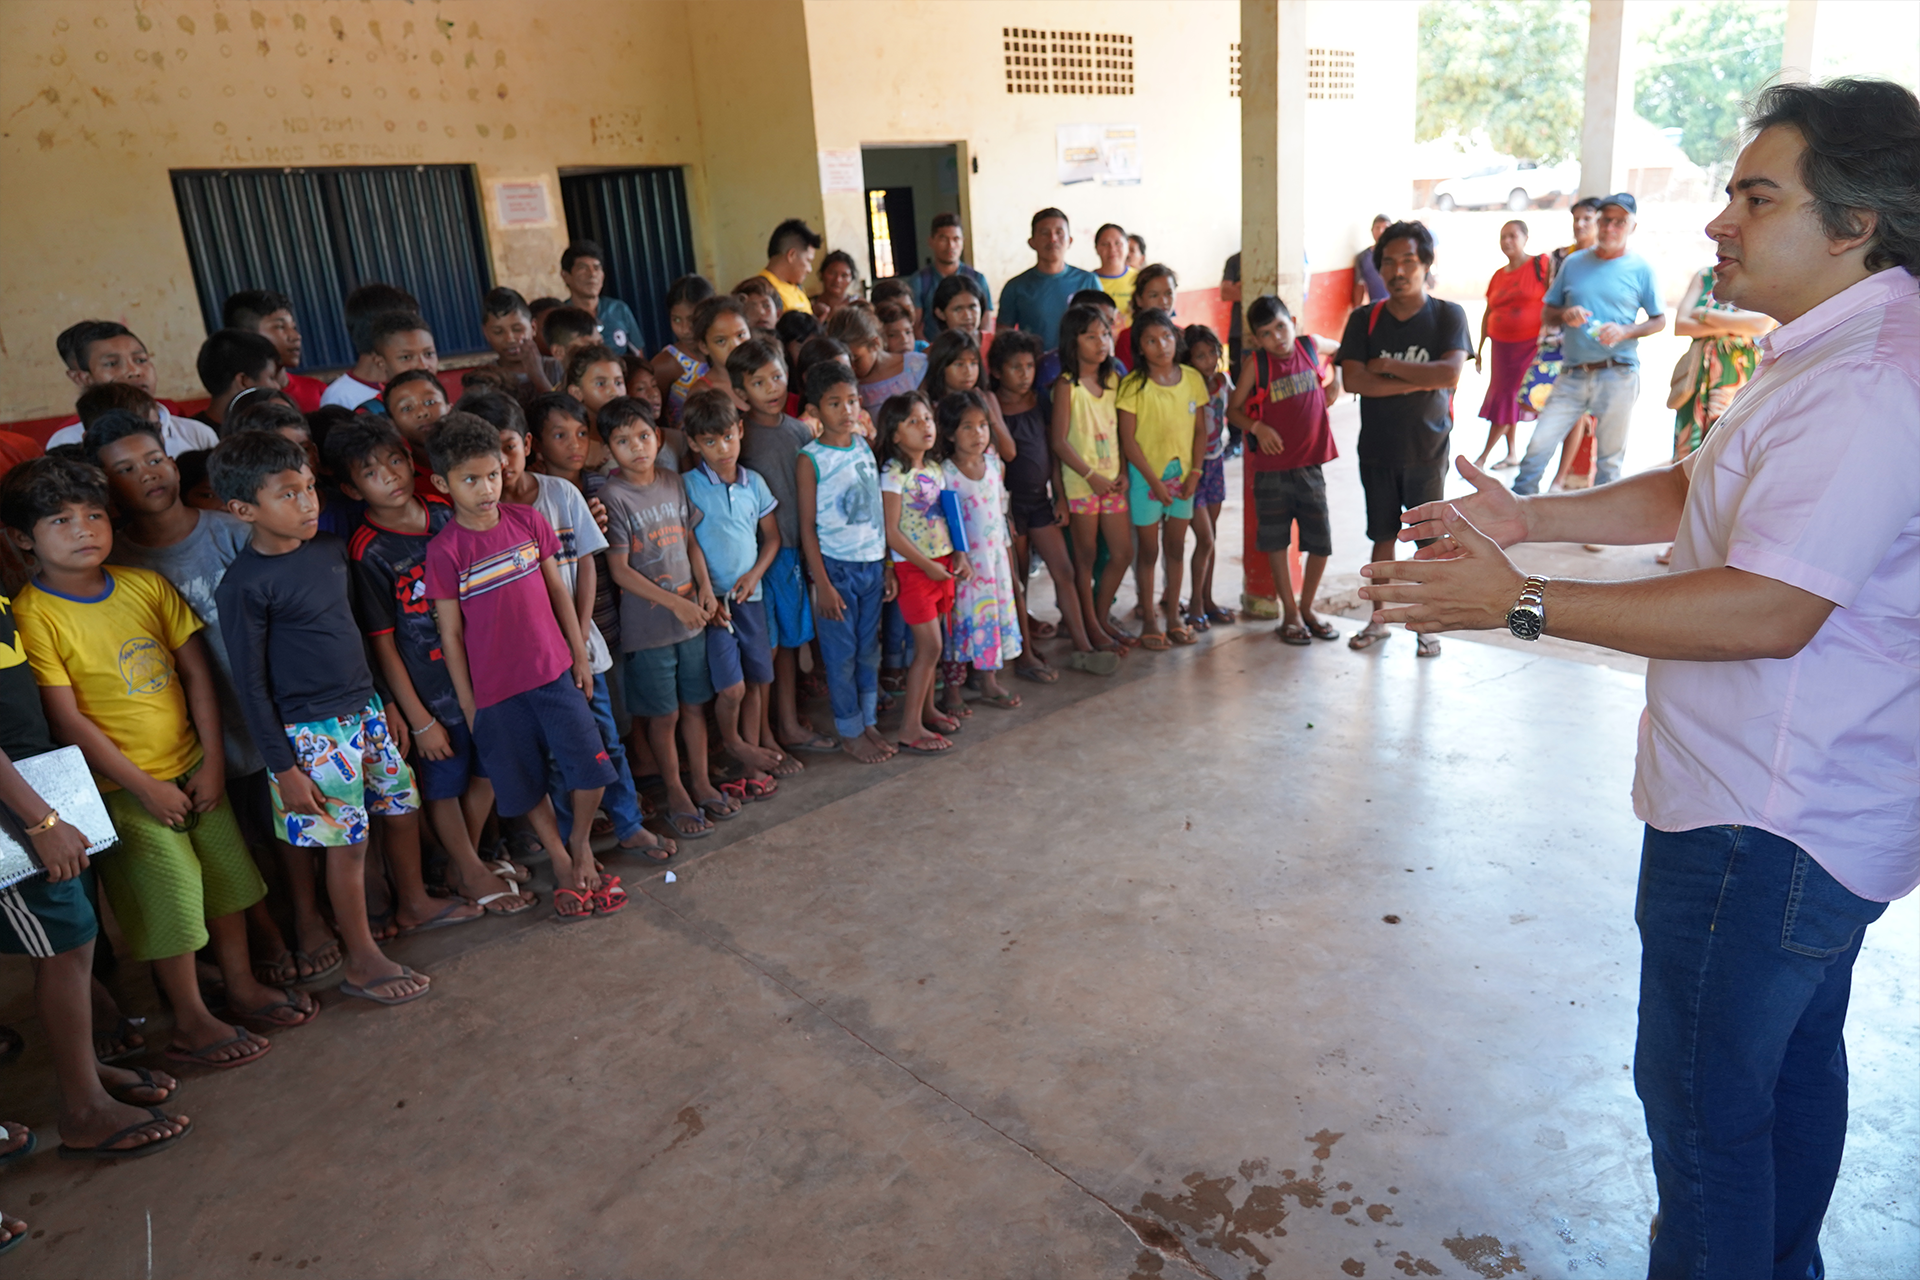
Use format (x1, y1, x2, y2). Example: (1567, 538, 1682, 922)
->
(1230, 42, 1241, 98)
(1002, 28, 1134, 95)
(171, 165, 492, 370)
(559, 167, 697, 355)
(1307, 48, 1356, 100)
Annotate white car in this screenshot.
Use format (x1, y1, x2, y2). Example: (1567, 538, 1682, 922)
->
(1431, 158, 1581, 211)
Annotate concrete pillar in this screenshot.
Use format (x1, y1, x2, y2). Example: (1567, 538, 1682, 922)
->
(1237, 0, 1309, 614)
(1781, 0, 1820, 82)
(1579, 0, 1632, 199)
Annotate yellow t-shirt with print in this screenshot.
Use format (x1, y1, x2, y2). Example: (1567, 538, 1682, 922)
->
(14, 567, 205, 787)
(758, 268, 814, 316)
(1097, 267, 1138, 316)
(1117, 365, 1208, 481)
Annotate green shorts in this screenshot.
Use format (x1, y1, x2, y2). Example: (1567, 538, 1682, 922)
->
(1128, 462, 1196, 525)
(0, 872, 99, 958)
(98, 789, 266, 962)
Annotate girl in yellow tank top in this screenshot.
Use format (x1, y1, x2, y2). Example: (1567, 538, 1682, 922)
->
(1048, 303, 1135, 653)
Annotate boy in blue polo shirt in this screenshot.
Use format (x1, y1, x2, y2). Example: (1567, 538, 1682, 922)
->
(682, 391, 783, 802)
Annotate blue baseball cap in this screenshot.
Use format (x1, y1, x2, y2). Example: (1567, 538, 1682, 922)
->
(1599, 192, 1638, 215)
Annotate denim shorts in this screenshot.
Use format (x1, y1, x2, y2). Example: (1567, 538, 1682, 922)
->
(624, 634, 716, 717)
(762, 546, 815, 648)
(706, 597, 774, 689)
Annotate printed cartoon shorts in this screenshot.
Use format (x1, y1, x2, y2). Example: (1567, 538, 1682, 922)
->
(1065, 490, 1128, 516)
(271, 694, 420, 847)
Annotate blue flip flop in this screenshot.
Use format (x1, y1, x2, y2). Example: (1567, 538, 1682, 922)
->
(338, 967, 430, 1006)
(396, 900, 484, 937)
(0, 1127, 35, 1168)
(58, 1107, 191, 1162)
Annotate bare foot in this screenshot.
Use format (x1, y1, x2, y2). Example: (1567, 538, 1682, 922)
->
(342, 964, 430, 1001)
(842, 733, 893, 764)
(769, 750, 805, 776)
(862, 727, 898, 761)
(724, 737, 785, 773)
(0, 1211, 23, 1250)
(168, 1021, 269, 1067)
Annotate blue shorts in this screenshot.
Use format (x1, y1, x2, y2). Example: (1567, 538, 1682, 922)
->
(0, 872, 98, 957)
(472, 674, 617, 817)
(412, 714, 489, 804)
(1129, 463, 1196, 525)
(707, 598, 774, 690)
(624, 634, 715, 718)
(762, 546, 815, 648)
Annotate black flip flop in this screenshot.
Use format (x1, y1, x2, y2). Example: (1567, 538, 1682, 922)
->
(107, 1067, 177, 1107)
(779, 732, 841, 755)
(58, 1107, 191, 1162)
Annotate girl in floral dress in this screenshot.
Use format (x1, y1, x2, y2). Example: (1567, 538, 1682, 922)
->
(936, 390, 1023, 715)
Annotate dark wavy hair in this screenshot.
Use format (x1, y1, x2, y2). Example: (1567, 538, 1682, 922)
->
(1372, 220, 1436, 269)
(1747, 78, 1920, 274)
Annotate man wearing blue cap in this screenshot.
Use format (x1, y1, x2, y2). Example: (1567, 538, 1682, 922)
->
(1513, 193, 1666, 494)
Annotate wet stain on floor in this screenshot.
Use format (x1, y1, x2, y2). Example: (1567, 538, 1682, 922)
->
(1443, 1230, 1528, 1276)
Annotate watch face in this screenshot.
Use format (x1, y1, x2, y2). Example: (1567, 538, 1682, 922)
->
(1508, 608, 1543, 641)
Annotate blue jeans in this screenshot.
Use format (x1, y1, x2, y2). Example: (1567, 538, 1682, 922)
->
(1635, 825, 1886, 1280)
(549, 673, 644, 844)
(816, 557, 885, 739)
(1514, 363, 1640, 494)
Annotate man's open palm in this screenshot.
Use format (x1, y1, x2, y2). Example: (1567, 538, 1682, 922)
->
(1400, 456, 1529, 553)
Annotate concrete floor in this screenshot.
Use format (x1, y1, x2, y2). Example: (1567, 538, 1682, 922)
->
(2, 407, 1914, 1279)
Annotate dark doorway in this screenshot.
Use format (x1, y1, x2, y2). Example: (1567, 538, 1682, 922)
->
(860, 145, 962, 281)
(559, 167, 697, 354)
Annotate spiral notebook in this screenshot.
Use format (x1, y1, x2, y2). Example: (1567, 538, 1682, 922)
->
(0, 746, 117, 890)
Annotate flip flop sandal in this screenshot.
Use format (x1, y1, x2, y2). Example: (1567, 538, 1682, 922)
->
(1205, 606, 1238, 625)
(1277, 623, 1312, 646)
(292, 939, 345, 987)
(93, 1016, 149, 1064)
(1305, 618, 1340, 641)
(591, 813, 616, 839)
(338, 967, 431, 1004)
(927, 714, 963, 734)
(1, 1221, 27, 1256)
(396, 900, 484, 937)
(366, 908, 399, 942)
(619, 832, 676, 862)
(252, 949, 300, 988)
(1030, 619, 1059, 639)
(231, 989, 320, 1031)
(486, 857, 533, 884)
(473, 888, 536, 914)
(977, 691, 1022, 709)
(0, 1127, 35, 1168)
(895, 736, 953, 755)
(726, 776, 778, 802)
(106, 1067, 177, 1107)
(1063, 649, 1120, 677)
(1167, 626, 1199, 646)
(1348, 626, 1391, 651)
(592, 878, 629, 916)
(165, 1026, 271, 1070)
(779, 731, 841, 755)
(1416, 634, 1443, 658)
(1013, 662, 1059, 684)
(666, 812, 713, 840)
(552, 889, 596, 923)
(698, 796, 740, 822)
(1139, 633, 1173, 651)
(57, 1107, 191, 1162)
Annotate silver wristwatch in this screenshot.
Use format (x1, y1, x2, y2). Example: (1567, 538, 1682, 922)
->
(1506, 575, 1548, 640)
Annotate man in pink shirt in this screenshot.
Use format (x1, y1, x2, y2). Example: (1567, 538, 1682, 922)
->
(1358, 79, 1920, 1278)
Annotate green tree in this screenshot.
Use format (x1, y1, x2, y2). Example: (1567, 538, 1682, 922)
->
(1418, 0, 1590, 162)
(1637, 1, 1787, 169)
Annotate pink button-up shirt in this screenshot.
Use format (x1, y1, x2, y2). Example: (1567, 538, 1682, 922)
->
(1634, 267, 1920, 902)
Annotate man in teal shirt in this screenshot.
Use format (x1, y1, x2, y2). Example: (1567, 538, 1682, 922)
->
(1513, 193, 1666, 494)
(997, 208, 1101, 348)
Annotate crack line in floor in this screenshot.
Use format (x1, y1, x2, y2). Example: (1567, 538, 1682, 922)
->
(636, 884, 1225, 1280)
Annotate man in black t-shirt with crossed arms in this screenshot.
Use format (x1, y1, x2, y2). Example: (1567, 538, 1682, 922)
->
(1338, 220, 1471, 657)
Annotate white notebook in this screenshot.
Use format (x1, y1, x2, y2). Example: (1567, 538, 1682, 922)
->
(0, 746, 117, 890)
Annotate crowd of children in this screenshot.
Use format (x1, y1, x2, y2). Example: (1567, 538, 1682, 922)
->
(0, 214, 1356, 1179)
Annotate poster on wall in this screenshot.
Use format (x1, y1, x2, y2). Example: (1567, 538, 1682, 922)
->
(1056, 124, 1141, 186)
(818, 148, 865, 194)
(492, 181, 554, 228)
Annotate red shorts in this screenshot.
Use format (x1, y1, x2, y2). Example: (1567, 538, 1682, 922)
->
(893, 555, 956, 625)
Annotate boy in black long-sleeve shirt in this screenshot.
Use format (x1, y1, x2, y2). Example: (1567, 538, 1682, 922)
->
(212, 432, 476, 1005)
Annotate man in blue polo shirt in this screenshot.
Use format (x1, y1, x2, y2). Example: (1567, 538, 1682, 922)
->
(1513, 193, 1666, 495)
(997, 208, 1101, 347)
(909, 214, 995, 340)
(560, 240, 645, 358)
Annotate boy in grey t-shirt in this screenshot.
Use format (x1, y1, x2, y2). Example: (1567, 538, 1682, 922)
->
(596, 396, 734, 840)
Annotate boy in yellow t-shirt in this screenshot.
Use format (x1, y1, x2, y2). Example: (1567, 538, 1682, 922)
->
(2, 457, 315, 1071)
(1116, 309, 1210, 650)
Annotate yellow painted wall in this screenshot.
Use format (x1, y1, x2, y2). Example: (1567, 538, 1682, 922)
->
(0, 0, 752, 420)
(803, 0, 1246, 306)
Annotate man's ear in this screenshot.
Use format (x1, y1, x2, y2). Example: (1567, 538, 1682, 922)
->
(65, 367, 91, 392)
(1829, 209, 1878, 258)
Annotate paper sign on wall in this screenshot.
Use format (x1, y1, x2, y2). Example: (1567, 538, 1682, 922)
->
(1056, 124, 1141, 186)
(819, 148, 864, 194)
(493, 181, 553, 228)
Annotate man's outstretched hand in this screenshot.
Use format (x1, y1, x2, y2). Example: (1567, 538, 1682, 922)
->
(1399, 456, 1530, 554)
(1361, 504, 1527, 634)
